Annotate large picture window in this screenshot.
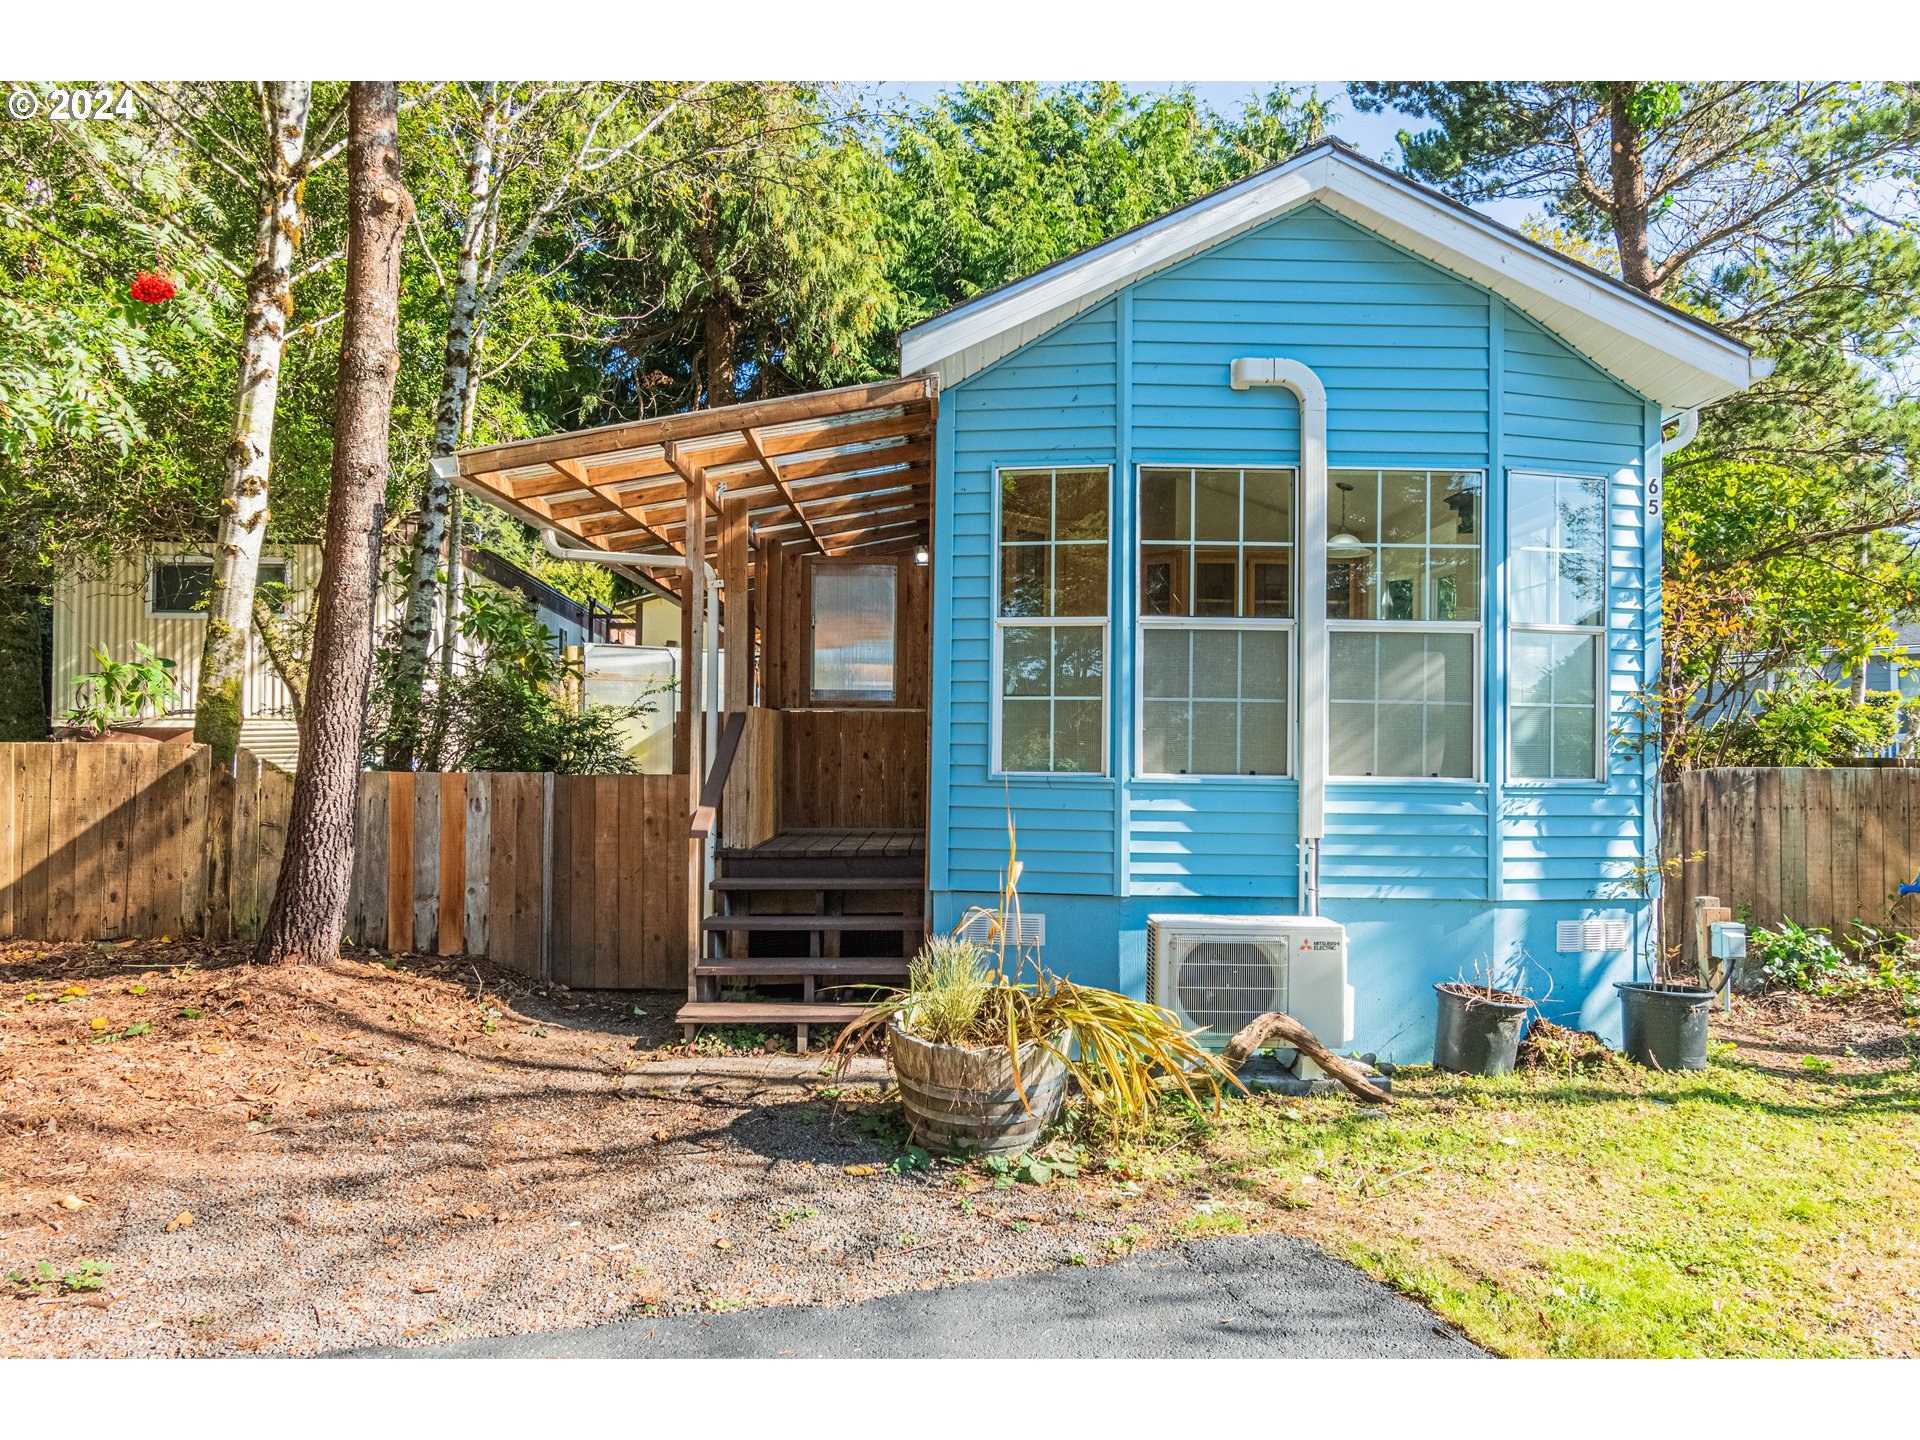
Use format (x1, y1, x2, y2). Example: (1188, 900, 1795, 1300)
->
(1138, 466, 1294, 776)
(1325, 468, 1483, 779)
(1510, 471, 1607, 781)
(996, 466, 1108, 774)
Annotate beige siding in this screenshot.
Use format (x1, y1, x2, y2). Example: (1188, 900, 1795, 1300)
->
(52, 545, 324, 723)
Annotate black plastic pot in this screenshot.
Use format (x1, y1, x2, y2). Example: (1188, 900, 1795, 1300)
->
(1433, 984, 1530, 1076)
(1615, 981, 1714, 1071)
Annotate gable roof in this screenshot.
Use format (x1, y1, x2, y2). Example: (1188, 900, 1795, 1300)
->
(898, 138, 1767, 412)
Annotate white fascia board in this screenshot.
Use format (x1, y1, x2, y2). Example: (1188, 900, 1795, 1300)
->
(901, 150, 1759, 410)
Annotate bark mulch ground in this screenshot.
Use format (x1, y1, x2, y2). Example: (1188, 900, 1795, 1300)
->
(0, 940, 1173, 1357)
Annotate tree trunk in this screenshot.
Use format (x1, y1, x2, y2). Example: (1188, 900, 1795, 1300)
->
(195, 80, 312, 766)
(258, 82, 413, 965)
(386, 84, 500, 771)
(1607, 82, 1660, 296)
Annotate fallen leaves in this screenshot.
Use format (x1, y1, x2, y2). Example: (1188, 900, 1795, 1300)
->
(843, 1165, 878, 1176)
(166, 1211, 193, 1233)
(56, 1195, 90, 1210)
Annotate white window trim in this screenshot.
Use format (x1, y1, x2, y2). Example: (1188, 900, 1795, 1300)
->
(1505, 469, 1611, 785)
(146, 554, 290, 620)
(1133, 462, 1299, 783)
(989, 463, 1114, 780)
(1326, 619, 1485, 783)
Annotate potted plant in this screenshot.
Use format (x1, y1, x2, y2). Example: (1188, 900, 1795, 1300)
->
(833, 857, 1240, 1154)
(1605, 851, 1716, 1070)
(1432, 957, 1540, 1076)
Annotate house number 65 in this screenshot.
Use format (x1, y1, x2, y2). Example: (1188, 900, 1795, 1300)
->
(1646, 476, 1661, 518)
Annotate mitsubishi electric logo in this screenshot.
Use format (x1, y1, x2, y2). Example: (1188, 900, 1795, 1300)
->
(1299, 938, 1339, 952)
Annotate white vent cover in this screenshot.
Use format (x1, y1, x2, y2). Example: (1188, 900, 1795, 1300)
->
(955, 912, 1045, 948)
(1557, 919, 1631, 954)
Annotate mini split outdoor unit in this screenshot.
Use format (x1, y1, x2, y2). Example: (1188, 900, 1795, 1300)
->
(1147, 915, 1353, 1050)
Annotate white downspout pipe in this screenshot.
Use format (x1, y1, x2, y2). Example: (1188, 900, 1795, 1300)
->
(1229, 357, 1329, 916)
(1660, 408, 1699, 457)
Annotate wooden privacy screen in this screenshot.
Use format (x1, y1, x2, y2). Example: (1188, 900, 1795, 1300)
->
(1662, 767, 1920, 953)
(0, 743, 687, 987)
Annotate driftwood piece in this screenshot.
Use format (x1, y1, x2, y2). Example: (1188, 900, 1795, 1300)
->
(1220, 1011, 1394, 1106)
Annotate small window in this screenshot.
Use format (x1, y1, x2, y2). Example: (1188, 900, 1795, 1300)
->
(1509, 471, 1607, 781)
(149, 558, 289, 617)
(810, 562, 897, 703)
(996, 466, 1109, 774)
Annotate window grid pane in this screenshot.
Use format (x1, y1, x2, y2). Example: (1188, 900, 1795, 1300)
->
(1139, 466, 1295, 621)
(1140, 626, 1292, 776)
(1511, 629, 1601, 780)
(1327, 468, 1482, 623)
(1327, 629, 1475, 778)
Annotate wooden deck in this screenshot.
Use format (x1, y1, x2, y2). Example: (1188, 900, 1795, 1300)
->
(722, 827, 925, 862)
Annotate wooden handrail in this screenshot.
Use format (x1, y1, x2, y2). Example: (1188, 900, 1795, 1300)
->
(690, 710, 747, 840)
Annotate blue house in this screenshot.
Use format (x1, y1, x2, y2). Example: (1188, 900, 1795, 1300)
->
(451, 140, 1766, 1057)
(897, 139, 1764, 1053)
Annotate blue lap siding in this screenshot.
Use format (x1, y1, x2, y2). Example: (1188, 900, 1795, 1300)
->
(927, 203, 1661, 1055)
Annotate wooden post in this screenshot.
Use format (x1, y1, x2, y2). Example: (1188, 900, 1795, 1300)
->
(721, 494, 752, 716)
(1692, 893, 1735, 1006)
(683, 465, 708, 1038)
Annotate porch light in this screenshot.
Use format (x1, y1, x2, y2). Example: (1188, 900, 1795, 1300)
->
(913, 543, 930, 566)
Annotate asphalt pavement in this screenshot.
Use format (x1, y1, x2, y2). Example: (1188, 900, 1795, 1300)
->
(344, 1234, 1485, 1359)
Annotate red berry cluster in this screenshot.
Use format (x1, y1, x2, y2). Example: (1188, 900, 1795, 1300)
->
(130, 271, 177, 304)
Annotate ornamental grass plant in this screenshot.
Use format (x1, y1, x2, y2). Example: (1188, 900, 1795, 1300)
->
(832, 811, 1243, 1130)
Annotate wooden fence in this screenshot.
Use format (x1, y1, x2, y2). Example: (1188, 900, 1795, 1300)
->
(1663, 766, 1920, 951)
(0, 743, 687, 987)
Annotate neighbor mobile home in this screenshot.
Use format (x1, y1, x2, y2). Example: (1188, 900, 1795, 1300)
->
(447, 139, 1765, 1057)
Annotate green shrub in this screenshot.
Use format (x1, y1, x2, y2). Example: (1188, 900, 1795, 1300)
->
(1753, 917, 1861, 994)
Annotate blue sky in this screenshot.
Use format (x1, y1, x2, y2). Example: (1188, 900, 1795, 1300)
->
(856, 81, 1541, 230)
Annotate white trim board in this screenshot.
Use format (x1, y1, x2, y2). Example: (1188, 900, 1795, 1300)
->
(899, 142, 1766, 412)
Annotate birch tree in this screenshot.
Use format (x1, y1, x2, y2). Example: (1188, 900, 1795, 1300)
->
(259, 81, 412, 965)
(382, 81, 708, 771)
(48, 81, 355, 763)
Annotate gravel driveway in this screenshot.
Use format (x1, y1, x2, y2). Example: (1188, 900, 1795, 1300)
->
(346, 1235, 1483, 1358)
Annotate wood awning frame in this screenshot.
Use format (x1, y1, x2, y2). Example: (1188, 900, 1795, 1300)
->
(448, 377, 938, 582)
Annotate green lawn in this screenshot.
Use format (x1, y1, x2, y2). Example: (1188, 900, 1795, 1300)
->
(1110, 1020, 1920, 1357)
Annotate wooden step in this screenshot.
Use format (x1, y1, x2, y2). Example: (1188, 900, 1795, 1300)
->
(695, 958, 908, 978)
(677, 1001, 868, 1026)
(701, 914, 924, 933)
(712, 876, 922, 892)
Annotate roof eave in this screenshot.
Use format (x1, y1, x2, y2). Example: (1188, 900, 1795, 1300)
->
(900, 145, 1760, 412)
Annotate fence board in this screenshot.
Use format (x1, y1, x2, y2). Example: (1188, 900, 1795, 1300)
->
(616, 774, 647, 988)
(438, 772, 466, 956)
(464, 774, 490, 955)
(412, 772, 440, 953)
(0, 744, 688, 986)
(48, 745, 81, 941)
(593, 775, 621, 990)
(385, 771, 414, 952)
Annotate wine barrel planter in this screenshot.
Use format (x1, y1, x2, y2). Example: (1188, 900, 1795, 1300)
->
(888, 1023, 1069, 1156)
